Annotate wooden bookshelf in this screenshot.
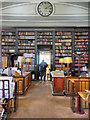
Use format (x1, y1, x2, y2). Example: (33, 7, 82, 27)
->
(37, 31, 53, 45)
(1, 28, 89, 78)
(74, 30, 88, 76)
(18, 31, 35, 53)
(55, 31, 72, 71)
(2, 31, 16, 55)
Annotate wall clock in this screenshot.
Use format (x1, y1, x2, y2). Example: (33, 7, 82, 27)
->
(37, 1, 53, 17)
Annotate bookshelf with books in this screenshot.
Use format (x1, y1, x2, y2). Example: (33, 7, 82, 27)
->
(74, 29, 88, 76)
(55, 31, 72, 71)
(1, 31, 16, 55)
(17, 31, 36, 72)
(1, 27, 89, 77)
(18, 31, 35, 54)
(37, 31, 53, 48)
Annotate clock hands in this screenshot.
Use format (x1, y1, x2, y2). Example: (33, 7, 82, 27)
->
(45, 5, 51, 9)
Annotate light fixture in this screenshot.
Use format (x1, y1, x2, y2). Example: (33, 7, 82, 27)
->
(64, 57, 72, 76)
(59, 58, 64, 70)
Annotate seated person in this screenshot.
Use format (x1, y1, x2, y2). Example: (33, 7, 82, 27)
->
(80, 72, 87, 77)
(2, 67, 12, 76)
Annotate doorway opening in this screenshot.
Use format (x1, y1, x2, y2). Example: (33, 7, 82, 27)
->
(38, 51, 52, 81)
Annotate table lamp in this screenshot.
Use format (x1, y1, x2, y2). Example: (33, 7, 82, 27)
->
(59, 58, 64, 70)
(64, 57, 72, 76)
(26, 58, 32, 72)
(18, 56, 26, 76)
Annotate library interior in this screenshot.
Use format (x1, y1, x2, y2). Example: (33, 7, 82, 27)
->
(0, 1, 90, 120)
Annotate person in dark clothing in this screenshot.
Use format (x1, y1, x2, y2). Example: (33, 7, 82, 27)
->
(39, 60, 48, 82)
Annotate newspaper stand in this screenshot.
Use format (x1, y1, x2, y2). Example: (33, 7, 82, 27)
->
(0, 78, 17, 120)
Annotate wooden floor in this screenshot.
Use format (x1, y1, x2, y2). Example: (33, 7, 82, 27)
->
(9, 81, 88, 119)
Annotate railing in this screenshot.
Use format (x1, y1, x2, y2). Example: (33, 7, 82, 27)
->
(68, 79, 90, 112)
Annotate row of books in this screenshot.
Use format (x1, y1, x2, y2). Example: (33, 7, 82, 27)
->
(19, 50, 35, 53)
(55, 50, 72, 53)
(55, 39, 72, 42)
(55, 46, 71, 49)
(2, 46, 15, 49)
(18, 32, 35, 35)
(75, 58, 88, 60)
(2, 38, 16, 42)
(75, 45, 88, 48)
(37, 36, 52, 38)
(55, 53, 72, 56)
(2, 32, 15, 35)
(75, 39, 88, 41)
(75, 32, 88, 35)
(75, 36, 88, 39)
(2, 43, 15, 45)
(18, 46, 35, 49)
(55, 43, 71, 45)
(37, 32, 52, 35)
(55, 32, 72, 35)
(75, 42, 88, 45)
(37, 39, 52, 41)
(75, 61, 88, 63)
(19, 36, 35, 39)
(75, 48, 88, 51)
(55, 36, 72, 39)
(37, 42, 53, 45)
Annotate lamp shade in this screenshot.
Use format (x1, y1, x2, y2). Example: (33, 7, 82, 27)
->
(59, 58, 64, 63)
(64, 57, 72, 63)
(18, 56, 26, 62)
(26, 58, 32, 63)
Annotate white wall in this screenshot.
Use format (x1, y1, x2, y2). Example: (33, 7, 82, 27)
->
(0, 2, 88, 27)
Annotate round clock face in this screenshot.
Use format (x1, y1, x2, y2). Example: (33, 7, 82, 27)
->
(37, 1, 53, 17)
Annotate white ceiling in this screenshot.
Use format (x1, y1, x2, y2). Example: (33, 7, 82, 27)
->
(0, 1, 89, 27)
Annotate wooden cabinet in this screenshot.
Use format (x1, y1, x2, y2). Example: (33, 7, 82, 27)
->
(51, 71, 65, 95)
(14, 72, 31, 95)
(53, 77, 64, 95)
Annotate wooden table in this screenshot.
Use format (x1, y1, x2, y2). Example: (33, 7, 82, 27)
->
(78, 92, 90, 120)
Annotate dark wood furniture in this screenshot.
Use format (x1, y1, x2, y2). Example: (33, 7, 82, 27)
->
(14, 72, 31, 95)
